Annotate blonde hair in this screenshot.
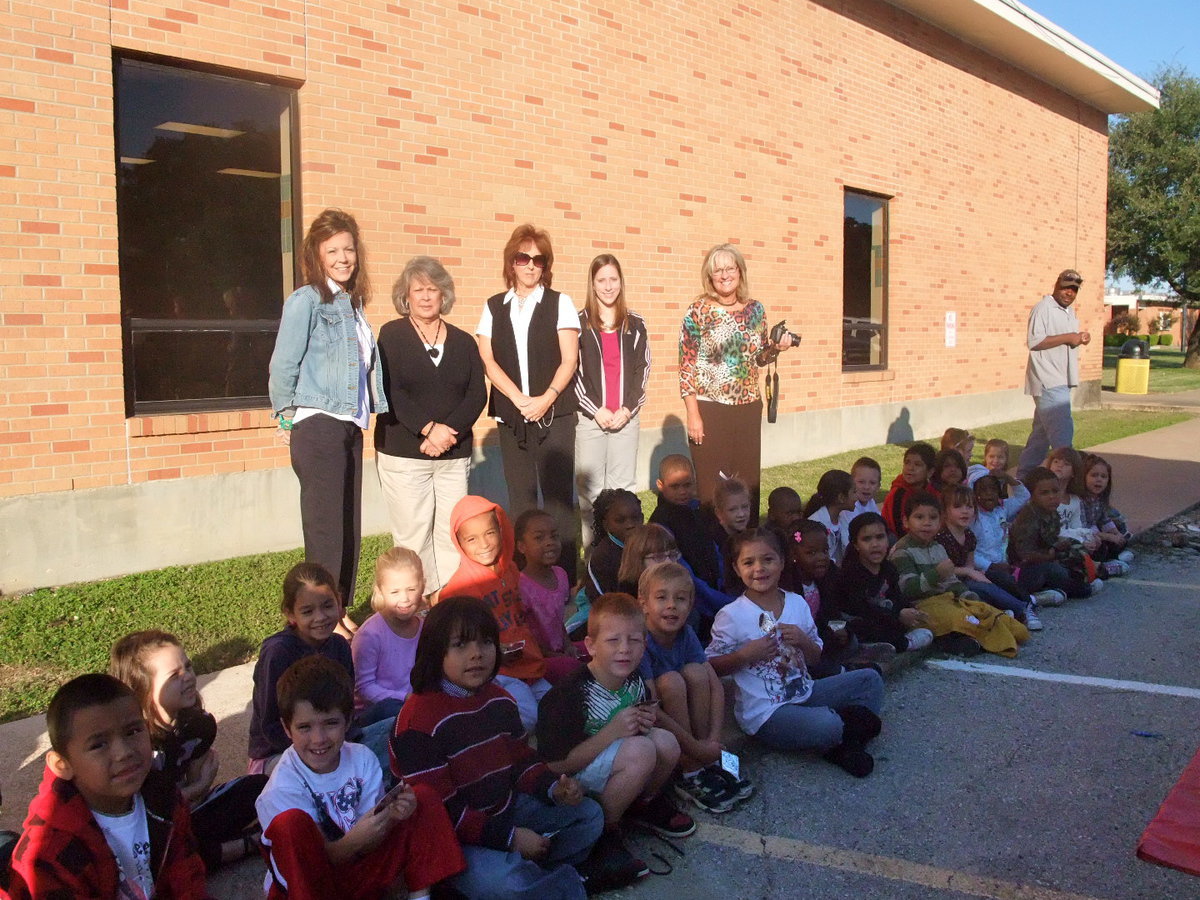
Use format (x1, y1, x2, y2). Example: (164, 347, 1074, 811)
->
(637, 561, 693, 602)
(698, 243, 750, 304)
(371, 546, 424, 613)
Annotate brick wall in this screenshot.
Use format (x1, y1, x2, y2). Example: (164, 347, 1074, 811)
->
(0, 0, 1109, 505)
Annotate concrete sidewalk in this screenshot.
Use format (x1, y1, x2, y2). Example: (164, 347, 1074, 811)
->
(1101, 385, 1200, 412)
(2, 412, 1198, 895)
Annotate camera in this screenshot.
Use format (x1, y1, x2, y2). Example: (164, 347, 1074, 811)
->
(770, 320, 801, 347)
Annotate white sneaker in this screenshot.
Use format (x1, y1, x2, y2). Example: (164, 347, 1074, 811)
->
(1032, 589, 1067, 607)
(1003, 609, 1015, 618)
(904, 627, 933, 651)
(1024, 607, 1044, 631)
(1117, 549, 1135, 564)
(1090, 578, 1106, 596)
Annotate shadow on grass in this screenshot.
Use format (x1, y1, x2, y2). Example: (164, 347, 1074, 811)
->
(193, 637, 259, 675)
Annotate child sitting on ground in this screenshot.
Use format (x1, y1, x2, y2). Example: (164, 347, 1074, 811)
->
(929, 449, 967, 493)
(538, 592, 694, 886)
(635, 562, 751, 814)
(617, 524, 731, 634)
(440, 495, 550, 733)
(250, 562, 356, 775)
(6, 673, 209, 898)
(844, 457, 882, 526)
(803, 469, 855, 566)
(1009, 467, 1094, 601)
(1080, 454, 1135, 565)
(582, 489, 645, 604)
(352, 548, 424, 728)
(706, 528, 885, 777)
(708, 476, 753, 567)
(881, 442, 936, 538)
(1047, 447, 1127, 580)
(967, 438, 1020, 492)
(935, 486, 1042, 630)
(515, 509, 582, 683)
(833, 513, 933, 653)
(941, 427, 975, 461)
(109, 630, 266, 873)
(394, 597, 605, 899)
(648, 454, 721, 590)
(766, 486, 805, 537)
(256, 656, 463, 900)
(969, 474, 1039, 594)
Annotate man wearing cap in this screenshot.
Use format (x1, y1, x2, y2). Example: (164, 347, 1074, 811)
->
(1016, 269, 1091, 477)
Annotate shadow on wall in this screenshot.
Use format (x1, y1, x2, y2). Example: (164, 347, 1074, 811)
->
(470, 437, 507, 509)
(887, 407, 914, 445)
(647, 414, 689, 489)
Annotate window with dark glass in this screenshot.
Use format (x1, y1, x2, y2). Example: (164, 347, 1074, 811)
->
(115, 55, 298, 415)
(842, 190, 889, 370)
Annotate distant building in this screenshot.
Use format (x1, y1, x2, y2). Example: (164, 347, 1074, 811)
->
(0, 0, 1157, 592)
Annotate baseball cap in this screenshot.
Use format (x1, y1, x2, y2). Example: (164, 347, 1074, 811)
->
(1056, 269, 1082, 288)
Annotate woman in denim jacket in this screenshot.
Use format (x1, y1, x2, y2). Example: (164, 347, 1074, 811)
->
(269, 209, 388, 624)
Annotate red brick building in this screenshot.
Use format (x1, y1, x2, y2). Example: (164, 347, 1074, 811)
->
(0, 0, 1156, 591)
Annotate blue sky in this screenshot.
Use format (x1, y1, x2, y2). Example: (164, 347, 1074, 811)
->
(1026, 0, 1199, 82)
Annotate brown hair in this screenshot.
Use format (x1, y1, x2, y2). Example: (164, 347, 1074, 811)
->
(587, 591, 645, 638)
(502, 223, 554, 289)
(109, 629, 200, 740)
(617, 523, 677, 589)
(300, 208, 370, 308)
(583, 254, 628, 332)
(941, 484, 975, 511)
(282, 562, 342, 616)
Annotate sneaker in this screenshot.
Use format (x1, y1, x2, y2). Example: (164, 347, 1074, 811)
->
(626, 791, 696, 838)
(1032, 589, 1067, 607)
(1089, 578, 1106, 596)
(1117, 549, 1135, 564)
(855, 641, 898, 667)
(673, 769, 733, 814)
(1102, 559, 1131, 577)
(577, 830, 646, 895)
(1003, 609, 1015, 618)
(1024, 606, 1043, 631)
(708, 764, 754, 802)
(904, 628, 934, 651)
(933, 632, 984, 656)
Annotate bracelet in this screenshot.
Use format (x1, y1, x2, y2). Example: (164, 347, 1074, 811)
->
(548, 385, 560, 396)
(279, 418, 294, 431)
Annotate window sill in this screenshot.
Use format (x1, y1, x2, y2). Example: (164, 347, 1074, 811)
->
(128, 409, 275, 437)
(842, 369, 894, 384)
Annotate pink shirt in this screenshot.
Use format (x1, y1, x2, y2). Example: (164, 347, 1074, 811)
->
(600, 329, 621, 412)
(518, 567, 570, 653)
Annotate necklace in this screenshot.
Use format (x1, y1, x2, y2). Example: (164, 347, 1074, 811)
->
(411, 316, 443, 359)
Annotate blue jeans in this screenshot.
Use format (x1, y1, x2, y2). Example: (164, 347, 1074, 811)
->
(1017, 561, 1089, 599)
(963, 578, 1027, 618)
(1017, 385, 1074, 477)
(451, 793, 603, 900)
(754, 668, 884, 753)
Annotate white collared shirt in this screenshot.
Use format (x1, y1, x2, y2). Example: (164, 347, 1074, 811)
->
(476, 285, 578, 395)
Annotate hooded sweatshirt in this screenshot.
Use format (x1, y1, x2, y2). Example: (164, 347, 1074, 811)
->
(7, 766, 210, 900)
(880, 472, 926, 538)
(441, 496, 546, 682)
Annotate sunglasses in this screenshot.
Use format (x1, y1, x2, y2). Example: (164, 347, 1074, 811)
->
(514, 252, 547, 269)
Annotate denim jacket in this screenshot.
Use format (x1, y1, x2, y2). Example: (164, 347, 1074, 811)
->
(268, 284, 388, 418)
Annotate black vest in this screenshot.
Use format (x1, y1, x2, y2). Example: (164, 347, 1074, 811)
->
(486, 288, 578, 435)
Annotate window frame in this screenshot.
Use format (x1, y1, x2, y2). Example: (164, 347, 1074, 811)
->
(113, 51, 302, 417)
(841, 188, 891, 372)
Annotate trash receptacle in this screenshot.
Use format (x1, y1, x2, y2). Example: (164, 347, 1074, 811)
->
(1115, 339, 1150, 394)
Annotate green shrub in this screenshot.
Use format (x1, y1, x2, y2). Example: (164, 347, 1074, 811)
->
(1160, 333, 1174, 346)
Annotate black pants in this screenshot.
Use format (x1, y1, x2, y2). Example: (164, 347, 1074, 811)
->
(192, 774, 268, 872)
(498, 412, 577, 576)
(290, 414, 364, 607)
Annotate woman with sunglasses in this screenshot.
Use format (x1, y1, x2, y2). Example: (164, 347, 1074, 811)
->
(678, 243, 794, 522)
(476, 224, 581, 573)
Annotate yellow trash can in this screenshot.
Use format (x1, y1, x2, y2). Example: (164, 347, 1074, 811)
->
(1115, 358, 1150, 394)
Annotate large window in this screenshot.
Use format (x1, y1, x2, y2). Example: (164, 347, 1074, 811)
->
(115, 55, 298, 415)
(842, 190, 889, 370)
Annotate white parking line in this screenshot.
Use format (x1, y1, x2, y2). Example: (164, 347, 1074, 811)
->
(701, 822, 1103, 900)
(1120, 578, 1200, 592)
(928, 659, 1200, 699)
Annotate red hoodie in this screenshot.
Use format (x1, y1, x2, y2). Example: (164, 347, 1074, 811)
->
(6, 766, 210, 900)
(441, 495, 546, 682)
(880, 471, 926, 539)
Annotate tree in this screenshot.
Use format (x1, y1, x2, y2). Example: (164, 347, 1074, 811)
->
(1107, 68, 1200, 368)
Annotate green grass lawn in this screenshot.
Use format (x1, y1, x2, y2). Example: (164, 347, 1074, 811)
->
(1101, 346, 1200, 393)
(0, 407, 1189, 723)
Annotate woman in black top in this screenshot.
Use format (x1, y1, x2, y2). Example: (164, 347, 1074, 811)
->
(374, 256, 487, 593)
(476, 224, 580, 573)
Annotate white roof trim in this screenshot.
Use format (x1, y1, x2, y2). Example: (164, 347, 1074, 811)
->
(882, 0, 1159, 113)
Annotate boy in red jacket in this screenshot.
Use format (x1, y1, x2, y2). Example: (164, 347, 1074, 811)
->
(6, 673, 209, 899)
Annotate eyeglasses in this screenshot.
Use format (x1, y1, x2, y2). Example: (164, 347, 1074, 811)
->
(514, 252, 547, 269)
(643, 550, 681, 564)
(712, 266, 738, 277)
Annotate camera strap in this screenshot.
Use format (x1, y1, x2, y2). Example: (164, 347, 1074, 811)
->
(766, 360, 779, 424)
